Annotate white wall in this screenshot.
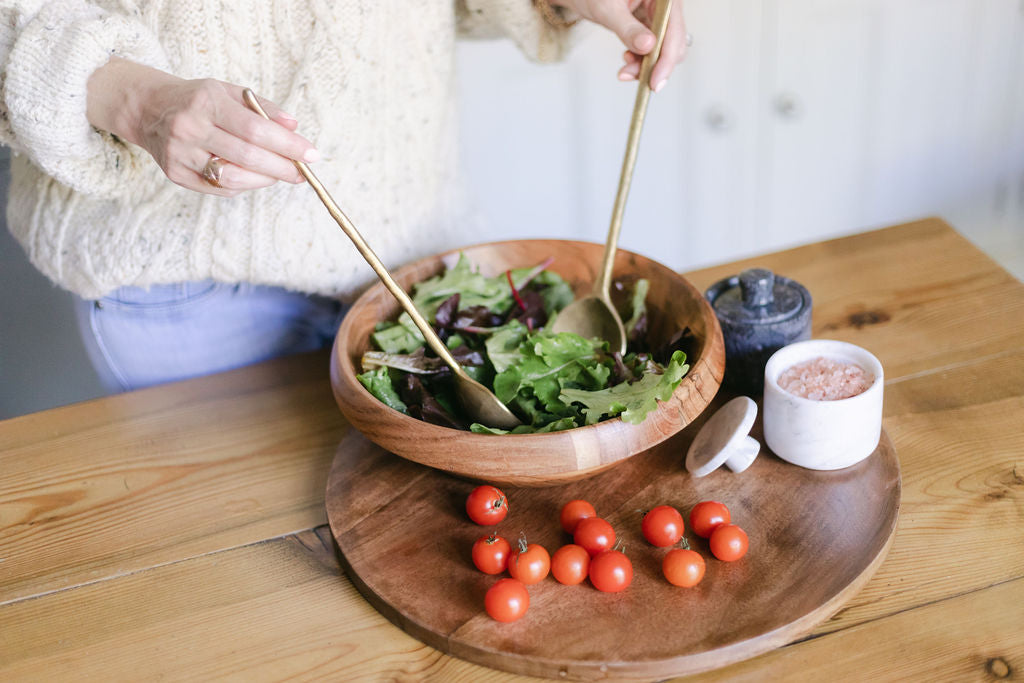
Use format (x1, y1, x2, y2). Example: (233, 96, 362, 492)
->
(456, 0, 1024, 272)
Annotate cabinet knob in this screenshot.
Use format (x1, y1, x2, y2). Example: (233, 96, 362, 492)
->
(704, 106, 732, 132)
(774, 93, 801, 120)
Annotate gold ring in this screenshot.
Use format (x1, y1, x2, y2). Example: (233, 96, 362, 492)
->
(202, 155, 227, 188)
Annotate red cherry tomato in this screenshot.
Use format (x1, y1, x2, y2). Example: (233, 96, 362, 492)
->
(589, 549, 633, 593)
(573, 517, 616, 557)
(472, 535, 511, 575)
(690, 500, 731, 539)
(641, 505, 685, 547)
(662, 548, 706, 587)
(466, 485, 508, 525)
(507, 539, 550, 585)
(559, 499, 597, 534)
(485, 578, 529, 622)
(550, 544, 590, 585)
(709, 523, 749, 562)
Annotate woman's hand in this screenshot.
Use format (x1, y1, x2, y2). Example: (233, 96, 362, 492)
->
(551, 0, 688, 92)
(87, 57, 318, 197)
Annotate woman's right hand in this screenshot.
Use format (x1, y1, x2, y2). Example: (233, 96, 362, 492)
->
(86, 57, 318, 197)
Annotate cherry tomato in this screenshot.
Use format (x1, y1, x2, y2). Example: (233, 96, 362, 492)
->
(589, 549, 633, 593)
(507, 538, 550, 585)
(663, 548, 706, 587)
(573, 517, 616, 557)
(559, 499, 597, 534)
(472, 535, 511, 575)
(550, 544, 590, 585)
(710, 523, 749, 562)
(690, 500, 731, 539)
(466, 485, 508, 525)
(641, 505, 685, 547)
(485, 578, 529, 622)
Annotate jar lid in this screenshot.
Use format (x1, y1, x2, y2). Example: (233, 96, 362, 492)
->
(685, 396, 760, 477)
(706, 268, 811, 326)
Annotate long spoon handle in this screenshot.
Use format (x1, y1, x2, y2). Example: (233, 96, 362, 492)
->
(241, 89, 464, 377)
(596, 0, 674, 297)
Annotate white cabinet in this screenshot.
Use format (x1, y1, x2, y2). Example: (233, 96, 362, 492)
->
(758, 0, 883, 249)
(456, 0, 1024, 275)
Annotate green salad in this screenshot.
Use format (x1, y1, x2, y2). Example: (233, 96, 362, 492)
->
(356, 254, 693, 434)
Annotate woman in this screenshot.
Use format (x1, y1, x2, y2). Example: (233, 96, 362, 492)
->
(1, 0, 687, 392)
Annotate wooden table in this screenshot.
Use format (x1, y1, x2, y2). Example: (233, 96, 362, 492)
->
(2, 218, 1022, 681)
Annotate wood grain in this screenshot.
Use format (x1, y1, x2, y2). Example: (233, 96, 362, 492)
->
(330, 239, 726, 486)
(2, 531, 1019, 683)
(684, 577, 1024, 682)
(324, 421, 899, 680)
(0, 350, 347, 604)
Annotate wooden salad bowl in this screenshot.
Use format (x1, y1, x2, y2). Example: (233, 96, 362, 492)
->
(329, 240, 725, 486)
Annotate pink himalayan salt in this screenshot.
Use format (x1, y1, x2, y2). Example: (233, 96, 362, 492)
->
(777, 356, 874, 401)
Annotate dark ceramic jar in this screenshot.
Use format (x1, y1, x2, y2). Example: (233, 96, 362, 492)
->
(704, 268, 812, 395)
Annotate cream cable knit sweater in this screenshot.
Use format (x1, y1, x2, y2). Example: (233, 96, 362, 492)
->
(0, 1, 573, 299)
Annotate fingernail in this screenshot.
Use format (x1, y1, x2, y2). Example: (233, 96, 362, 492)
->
(654, 79, 667, 93)
(303, 148, 321, 163)
(618, 71, 632, 81)
(279, 111, 297, 122)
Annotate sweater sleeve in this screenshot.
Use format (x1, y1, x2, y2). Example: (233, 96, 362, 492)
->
(0, 0, 170, 198)
(456, 0, 582, 62)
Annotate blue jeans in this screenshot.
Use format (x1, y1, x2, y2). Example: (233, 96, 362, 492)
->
(74, 281, 346, 392)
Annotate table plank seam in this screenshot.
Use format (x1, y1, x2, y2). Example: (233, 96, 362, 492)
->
(0, 523, 333, 608)
(883, 347, 1023, 387)
(789, 574, 1024, 648)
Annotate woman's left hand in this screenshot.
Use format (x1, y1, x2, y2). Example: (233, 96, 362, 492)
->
(552, 0, 688, 92)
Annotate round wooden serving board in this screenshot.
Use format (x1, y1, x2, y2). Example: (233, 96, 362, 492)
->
(325, 409, 900, 681)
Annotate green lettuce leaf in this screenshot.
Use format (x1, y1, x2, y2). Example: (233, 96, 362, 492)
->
(534, 270, 575, 316)
(624, 278, 649, 338)
(470, 416, 579, 435)
(483, 321, 529, 374)
(492, 330, 610, 412)
(371, 321, 423, 354)
(356, 367, 408, 414)
(410, 254, 575, 321)
(412, 253, 507, 315)
(559, 350, 689, 425)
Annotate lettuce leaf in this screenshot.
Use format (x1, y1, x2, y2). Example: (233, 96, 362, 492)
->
(484, 321, 529, 374)
(492, 330, 610, 414)
(371, 321, 423, 354)
(356, 367, 408, 414)
(624, 277, 649, 340)
(559, 350, 689, 425)
(470, 416, 579, 435)
(410, 254, 575, 324)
